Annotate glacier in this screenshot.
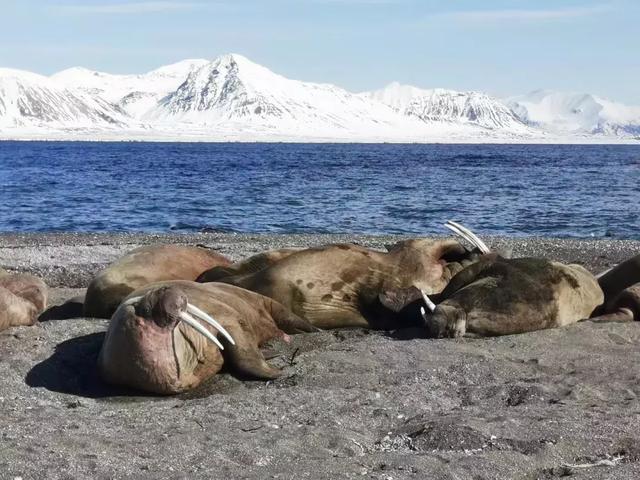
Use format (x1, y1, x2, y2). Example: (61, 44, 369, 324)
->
(0, 54, 638, 142)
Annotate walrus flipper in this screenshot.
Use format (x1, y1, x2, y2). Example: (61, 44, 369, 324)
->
(223, 321, 283, 380)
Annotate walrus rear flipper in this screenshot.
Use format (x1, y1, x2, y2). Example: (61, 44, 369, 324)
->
(223, 323, 282, 380)
(598, 254, 640, 302)
(589, 284, 640, 323)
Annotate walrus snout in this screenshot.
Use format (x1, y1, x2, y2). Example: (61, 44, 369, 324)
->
(136, 286, 188, 328)
(424, 304, 467, 338)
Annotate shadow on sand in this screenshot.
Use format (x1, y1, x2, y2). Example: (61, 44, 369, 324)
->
(25, 332, 147, 399)
(38, 298, 85, 322)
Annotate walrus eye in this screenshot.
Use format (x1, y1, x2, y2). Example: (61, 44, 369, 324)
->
(420, 289, 436, 313)
(444, 220, 491, 254)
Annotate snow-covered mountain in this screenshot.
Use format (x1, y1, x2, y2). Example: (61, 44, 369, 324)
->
(0, 68, 130, 130)
(52, 59, 208, 118)
(365, 82, 527, 131)
(0, 54, 637, 141)
(507, 90, 640, 136)
(144, 54, 414, 138)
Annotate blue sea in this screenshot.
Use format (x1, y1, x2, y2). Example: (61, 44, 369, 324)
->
(0, 142, 638, 238)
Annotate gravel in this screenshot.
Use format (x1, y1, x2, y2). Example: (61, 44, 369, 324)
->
(1, 233, 639, 479)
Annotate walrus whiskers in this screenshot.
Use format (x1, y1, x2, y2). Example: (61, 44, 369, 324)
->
(179, 311, 225, 349)
(445, 221, 491, 254)
(186, 303, 236, 345)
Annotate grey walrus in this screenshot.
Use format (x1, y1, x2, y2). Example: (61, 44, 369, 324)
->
(415, 252, 640, 337)
(98, 281, 317, 394)
(418, 256, 604, 337)
(0, 268, 48, 332)
(84, 244, 231, 319)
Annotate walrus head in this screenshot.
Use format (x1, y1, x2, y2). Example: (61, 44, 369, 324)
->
(98, 286, 234, 394)
(378, 221, 494, 327)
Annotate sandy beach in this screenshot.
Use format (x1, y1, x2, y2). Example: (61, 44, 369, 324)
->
(1, 233, 640, 479)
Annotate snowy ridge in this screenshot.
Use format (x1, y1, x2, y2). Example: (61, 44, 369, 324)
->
(365, 82, 528, 131)
(0, 54, 638, 142)
(145, 54, 416, 137)
(0, 68, 131, 130)
(507, 90, 640, 136)
(52, 59, 208, 118)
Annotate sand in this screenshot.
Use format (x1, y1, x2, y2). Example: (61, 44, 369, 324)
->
(1, 233, 640, 480)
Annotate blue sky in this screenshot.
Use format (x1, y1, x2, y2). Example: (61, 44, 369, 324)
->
(1, 0, 638, 102)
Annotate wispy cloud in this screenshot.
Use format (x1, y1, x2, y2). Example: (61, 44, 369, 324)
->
(54, 2, 208, 15)
(429, 5, 611, 24)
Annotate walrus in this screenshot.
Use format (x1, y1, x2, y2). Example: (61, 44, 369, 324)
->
(98, 281, 317, 394)
(417, 256, 604, 337)
(197, 247, 301, 283)
(0, 268, 48, 332)
(590, 253, 640, 322)
(206, 222, 490, 329)
(84, 244, 232, 319)
(390, 249, 640, 337)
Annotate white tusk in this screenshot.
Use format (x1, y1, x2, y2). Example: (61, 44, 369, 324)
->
(123, 296, 143, 306)
(445, 221, 491, 254)
(421, 290, 436, 312)
(447, 221, 491, 254)
(186, 303, 236, 346)
(444, 221, 477, 250)
(179, 311, 225, 350)
(420, 307, 428, 322)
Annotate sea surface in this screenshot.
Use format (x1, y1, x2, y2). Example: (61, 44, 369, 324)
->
(0, 142, 638, 238)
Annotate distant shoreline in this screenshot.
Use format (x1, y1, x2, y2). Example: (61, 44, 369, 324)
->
(1, 135, 639, 145)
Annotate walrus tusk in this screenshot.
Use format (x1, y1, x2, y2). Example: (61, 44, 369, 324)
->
(179, 311, 225, 349)
(450, 221, 491, 254)
(186, 303, 236, 346)
(122, 296, 143, 306)
(421, 290, 436, 312)
(445, 221, 491, 254)
(420, 307, 428, 323)
(444, 222, 478, 250)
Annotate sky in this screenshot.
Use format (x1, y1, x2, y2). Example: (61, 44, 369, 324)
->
(0, 0, 638, 103)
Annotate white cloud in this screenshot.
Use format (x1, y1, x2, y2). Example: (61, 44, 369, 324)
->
(54, 2, 208, 15)
(430, 5, 610, 24)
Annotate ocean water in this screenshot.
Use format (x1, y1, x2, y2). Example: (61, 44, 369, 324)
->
(0, 141, 638, 238)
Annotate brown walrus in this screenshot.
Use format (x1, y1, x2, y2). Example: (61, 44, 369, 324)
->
(97, 281, 317, 394)
(84, 244, 231, 319)
(197, 247, 301, 283)
(205, 225, 489, 329)
(0, 268, 48, 332)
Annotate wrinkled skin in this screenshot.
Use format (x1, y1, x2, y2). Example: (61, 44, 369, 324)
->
(98, 281, 317, 394)
(197, 247, 301, 283)
(209, 239, 483, 329)
(84, 245, 231, 319)
(0, 268, 48, 332)
(420, 256, 604, 337)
